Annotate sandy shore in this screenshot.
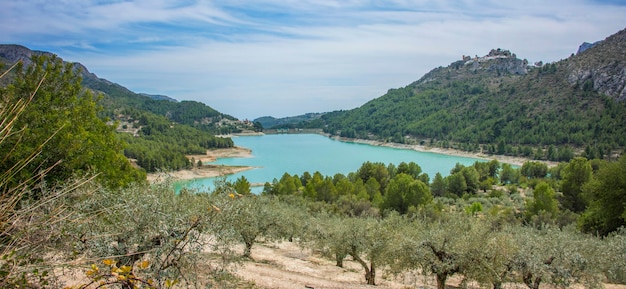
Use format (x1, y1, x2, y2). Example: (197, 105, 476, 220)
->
(332, 136, 558, 167)
(147, 146, 255, 183)
(215, 131, 265, 138)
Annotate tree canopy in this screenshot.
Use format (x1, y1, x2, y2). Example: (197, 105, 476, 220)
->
(0, 55, 145, 189)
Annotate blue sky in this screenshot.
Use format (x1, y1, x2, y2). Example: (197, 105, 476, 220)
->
(2, 0, 625, 120)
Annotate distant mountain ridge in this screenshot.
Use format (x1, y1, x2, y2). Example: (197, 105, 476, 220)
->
(139, 93, 178, 102)
(254, 113, 325, 129)
(0, 44, 245, 128)
(286, 28, 626, 161)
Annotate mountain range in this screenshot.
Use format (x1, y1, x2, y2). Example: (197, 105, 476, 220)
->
(0, 44, 243, 129)
(2, 28, 625, 165)
(259, 28, 626, 161)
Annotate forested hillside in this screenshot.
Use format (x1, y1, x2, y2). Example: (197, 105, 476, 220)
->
(317, 29, 626, 161)
(0, 45, 257, 173)
(254, 112, 325, 129)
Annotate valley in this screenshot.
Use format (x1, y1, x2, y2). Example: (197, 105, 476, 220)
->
(1, 26, 625, 289)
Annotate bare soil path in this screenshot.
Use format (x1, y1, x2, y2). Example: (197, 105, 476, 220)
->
(234, 241, 407, 289)
(233, 241, 626, 289)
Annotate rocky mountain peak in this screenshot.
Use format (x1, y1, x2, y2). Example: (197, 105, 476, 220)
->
(566, 28, 626, 101)
(415, 49, 528, 87)
(460, 48, 527, 75)
(0, 44, 108, 88)
(577, 41, 602, 54)
(0, 44, 54, 67)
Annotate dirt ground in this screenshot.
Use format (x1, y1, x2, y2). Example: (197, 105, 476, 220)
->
(57, 238, 626, 289)
(233, 241, 483, 289)
(233, 241, 408, 289)
(233, 241, 626, 289)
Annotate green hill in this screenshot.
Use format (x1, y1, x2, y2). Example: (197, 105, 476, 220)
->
(0, 45, 255, 172)
(318, 29, 626, 161)
(254, 113, 325, 129)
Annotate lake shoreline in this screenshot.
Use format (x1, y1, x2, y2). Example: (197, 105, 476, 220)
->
(328, 135, 558, 167)
(150, 133, 556, 184)
(147, 146, 255, 183)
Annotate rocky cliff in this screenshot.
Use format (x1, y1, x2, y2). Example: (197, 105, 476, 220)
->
(567, 28, 626, 101)
(577, 41, 601, 54)
(414, 48, 528, 87)
(0, 44, 101, 82)
(0, 44, 53, 66)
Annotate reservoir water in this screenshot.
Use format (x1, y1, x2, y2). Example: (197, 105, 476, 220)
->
(177, 134, 485, 193)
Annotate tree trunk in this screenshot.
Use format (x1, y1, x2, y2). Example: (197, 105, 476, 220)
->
(351, 253, 375, 285)
(522, 273, 541, 289)
(335, 253, 344, 267)
(243, 241, 253, 258)
(367, 262, 376, 285)
(436, 273, 447, 289)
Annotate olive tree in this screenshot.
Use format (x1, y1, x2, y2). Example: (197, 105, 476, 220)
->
(600, 228, 626, 283)
(307, 213, 406, 285)
(512, 225, 604, 289)
(464, 225, 518, 289)
(212, 194, 287, 259)
(396, 213, 490, 289)
(343, 215, 404, 285)
(305, 214, 352, 267)
(65, 182, 228, 288)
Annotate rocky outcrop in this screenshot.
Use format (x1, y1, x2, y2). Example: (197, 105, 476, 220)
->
(577, 41, 601, 54)
(568, 64, 626, 101)
(0, 44, 105, 86)
(463, 49, 528, 75)
(415, 49, 528, 86)
(470, 56, 528, 75)
(567, 28, 626, 101)
(0, 44, 54, 67)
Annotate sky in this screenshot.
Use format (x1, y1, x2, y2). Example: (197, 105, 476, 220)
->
(2, 1, 625, 120)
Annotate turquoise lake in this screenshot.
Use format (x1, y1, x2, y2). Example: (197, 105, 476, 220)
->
(177, 134, 486, 193)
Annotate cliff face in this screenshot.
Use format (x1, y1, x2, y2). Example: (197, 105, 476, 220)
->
(566, 28, 626, 101)
(577, 41, 601, 54)
(0, 44, 53, 67)
(0, 44, 101, 83)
